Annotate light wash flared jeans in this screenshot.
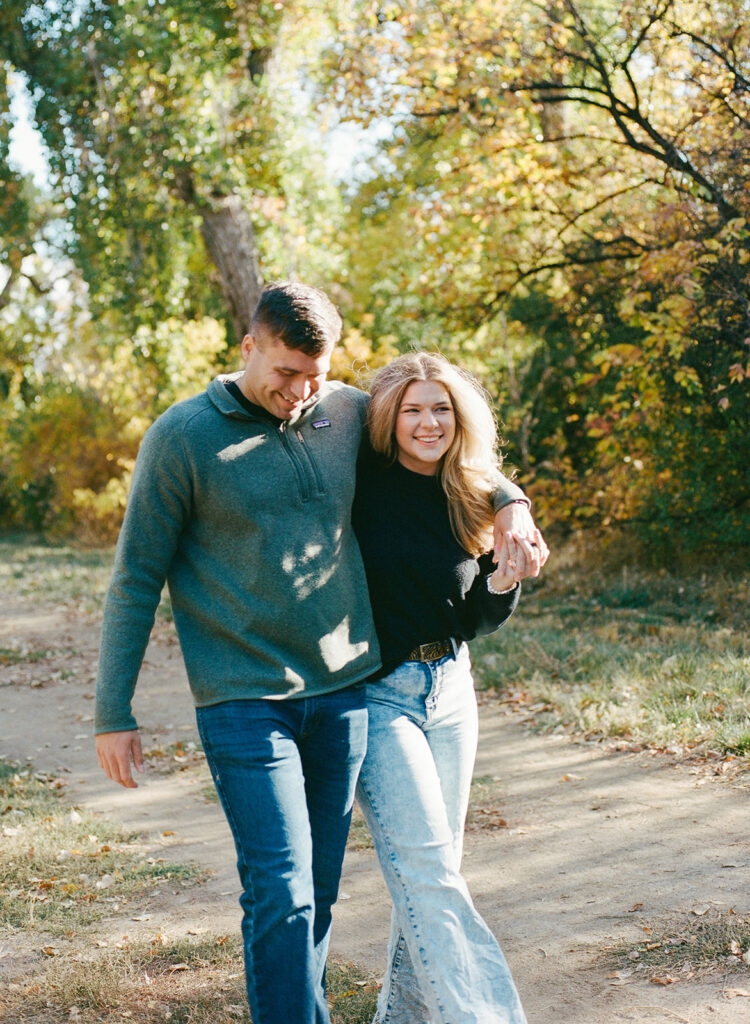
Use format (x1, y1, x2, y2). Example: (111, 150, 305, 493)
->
(356, 645, 527, 1024)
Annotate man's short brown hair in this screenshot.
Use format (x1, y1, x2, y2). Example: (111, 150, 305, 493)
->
(249, 282, 342, 355)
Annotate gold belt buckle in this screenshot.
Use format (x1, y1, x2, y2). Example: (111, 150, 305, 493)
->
(406, 639, 453, 662)
(420, 640, 451, 661)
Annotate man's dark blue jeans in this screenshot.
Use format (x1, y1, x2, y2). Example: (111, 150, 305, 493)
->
(196, 686, 368, 1024)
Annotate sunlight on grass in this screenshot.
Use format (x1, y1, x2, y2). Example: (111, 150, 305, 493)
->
(471, 565, 750, 759)
(0, 761, 204, 933)
(0, 535, 173, 618)
(4, 936, 250, 1024)
(0, 537, 113, 612)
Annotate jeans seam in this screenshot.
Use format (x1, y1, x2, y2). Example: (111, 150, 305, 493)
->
(198, 715, 265, 1022)
(381, 931, 407, 1024)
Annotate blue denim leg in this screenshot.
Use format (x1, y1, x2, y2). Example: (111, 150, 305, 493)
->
(196, 687, 367, 1024)
(357, 646, 527, 1024)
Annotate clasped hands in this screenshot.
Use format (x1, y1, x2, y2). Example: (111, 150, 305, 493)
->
(490, 502, 549, 592)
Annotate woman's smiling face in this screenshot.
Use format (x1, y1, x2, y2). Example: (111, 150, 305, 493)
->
(394, 380, 456, 475)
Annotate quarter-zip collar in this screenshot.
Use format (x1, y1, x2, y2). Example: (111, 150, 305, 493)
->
(223, 379, 284, 428)
(208, 373, 323, 425)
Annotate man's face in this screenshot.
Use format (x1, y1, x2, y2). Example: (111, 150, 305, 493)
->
(238, 332, 332, 420)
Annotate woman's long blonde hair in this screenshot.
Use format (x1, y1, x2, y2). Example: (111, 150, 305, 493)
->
(367, 352, 503, 555)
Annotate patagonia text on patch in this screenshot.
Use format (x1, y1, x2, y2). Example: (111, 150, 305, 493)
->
(312, 419, 331, 429)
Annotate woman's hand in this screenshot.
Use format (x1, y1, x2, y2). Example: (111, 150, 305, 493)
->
(492, 504, 549, 583)
(486, 565, 517, 594)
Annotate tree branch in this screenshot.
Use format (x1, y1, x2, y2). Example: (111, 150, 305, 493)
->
(623, 0, 675, 66)
(668, 25, 750, 93)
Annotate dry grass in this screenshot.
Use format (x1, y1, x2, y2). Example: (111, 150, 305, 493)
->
(604, 910, 750, 982)
(2, 935, 379, 1024)
(0, 761, 204, 933)
(4, 936, 247, 1024)
(0, 537, 113, 613)
(348, 773, 512, 853)
(0, 759, 379, 1023)
(347, 801, 374, 851)
(465, 775, 510, 832)
(0, 535, 172, 620)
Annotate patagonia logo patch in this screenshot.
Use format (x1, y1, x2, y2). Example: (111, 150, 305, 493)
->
(312, 419, 331, 429)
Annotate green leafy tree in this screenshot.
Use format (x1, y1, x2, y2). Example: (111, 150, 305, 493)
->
(328, 0, 749, 551)
(0, 0, 349, 534)
(1, 0, 345, 342)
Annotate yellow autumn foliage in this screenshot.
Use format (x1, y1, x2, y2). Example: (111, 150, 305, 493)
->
(328, 329, 400, 387)
(1, 318, 229, 539)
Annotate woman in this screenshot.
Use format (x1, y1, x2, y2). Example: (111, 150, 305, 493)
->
(352, 352, 539, 1024)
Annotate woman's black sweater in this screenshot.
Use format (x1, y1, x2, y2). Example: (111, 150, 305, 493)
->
(352, 443, 519, 680)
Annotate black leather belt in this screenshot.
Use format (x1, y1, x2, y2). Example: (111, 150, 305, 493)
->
(405, 639, 454, 662)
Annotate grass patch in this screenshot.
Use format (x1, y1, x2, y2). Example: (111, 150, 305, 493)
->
(605, 910, 750, 981)
(0, 534, 172, 619)
(0, 645, 52, 665)
(0, 537, 114, 613)
(3, 934, 379, 1023)
(5, 935, 250, 1023)
(347, 801, 374, 851)
(348, 774, 510, 851)
(466, 775, 509, 832)
(0, 760, 204, 933)
(471, 562, 750, 761)
(327, 959, 380, 1022)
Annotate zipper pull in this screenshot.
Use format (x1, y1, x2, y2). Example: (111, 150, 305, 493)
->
(296, 429, 305, 444)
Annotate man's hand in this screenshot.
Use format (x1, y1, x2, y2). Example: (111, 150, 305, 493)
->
(95, 730, 145, 789)
(493, 502, 550, 582)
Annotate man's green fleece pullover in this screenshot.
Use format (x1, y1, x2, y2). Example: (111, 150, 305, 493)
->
(95, 376, 527, 734)
(95, 378, 382, 732)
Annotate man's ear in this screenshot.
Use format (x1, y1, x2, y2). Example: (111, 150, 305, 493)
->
(240, 333, 256, 361)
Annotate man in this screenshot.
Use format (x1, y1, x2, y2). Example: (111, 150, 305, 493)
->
(95, 282, 546, 1024)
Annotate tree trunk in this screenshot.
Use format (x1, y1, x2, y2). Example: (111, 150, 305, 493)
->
(199, 193, 264, 344)
(539, 93, 565, 142)
(0, 266, 17, 311)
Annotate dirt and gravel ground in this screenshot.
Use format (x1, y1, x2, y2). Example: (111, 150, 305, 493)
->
(1, 599, 749, 1023)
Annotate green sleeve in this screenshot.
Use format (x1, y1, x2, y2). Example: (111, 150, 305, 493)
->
(490, 471, 529, 512)
(95, 412, 191, 733)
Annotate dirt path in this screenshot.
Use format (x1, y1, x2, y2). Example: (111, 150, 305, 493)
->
(1, 600, 749, 1023)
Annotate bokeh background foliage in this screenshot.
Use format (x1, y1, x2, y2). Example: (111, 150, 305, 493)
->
(0, 0, 747, 553)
